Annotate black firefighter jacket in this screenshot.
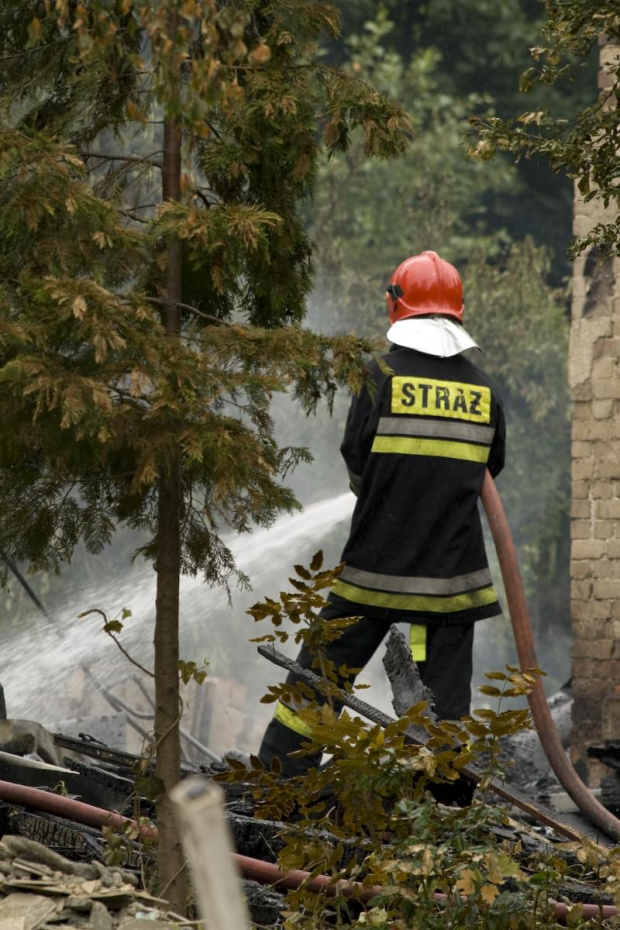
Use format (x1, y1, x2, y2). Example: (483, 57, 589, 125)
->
(328, 345, 506, 626)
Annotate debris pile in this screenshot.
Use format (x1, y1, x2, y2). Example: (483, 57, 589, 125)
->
(0, 629, 619, 927)
(0, 835, 177, 929)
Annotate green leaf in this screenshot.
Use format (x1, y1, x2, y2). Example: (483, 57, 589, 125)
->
(104, 620, 123, 634)
(135, 774, 166, 801)
(478, 685, 502, 697)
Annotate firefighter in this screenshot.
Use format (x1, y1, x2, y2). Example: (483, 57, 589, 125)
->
(258, 251, 506, 778)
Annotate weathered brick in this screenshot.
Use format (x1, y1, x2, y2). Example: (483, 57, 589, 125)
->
(572, 602, 611, 625)
(590, 639, 615, 660)
(573, 458, 595, 480)
(572, 481, 590, 500)
(572, 440, 593, 458)
(575, 679, 611, 702)
(592, 379, 620, 399)
(592, 557, 615, 578)
(571, 579, 593, 599)
(571, 415, 620, 442)
(594, 522, 614, 539)
(572, 560, 593, 579)
(573, 617, 610, 639)
(595, 499, 620, 519)
(572, 539, 606, 559)
(593, 579, 620, 599)
(594, 458, 620, 479)
(572, 480, 590, 499)
(593, 400, 614, 419)
(572, 420, 594, 440)
(572, 400, 591, 420)
(570, 699, 600, 727)
(571, 383, 593, 402)
(571, 639, 592, 659)
(592, 357, 616, 379)
(571, 520, 592, 539)
(594, 336, 620, 357)
(571, 500, 592, 519)
(606, 539, 620, 558)
(572, 657, 596, 678)
(592, 480, 613, 499)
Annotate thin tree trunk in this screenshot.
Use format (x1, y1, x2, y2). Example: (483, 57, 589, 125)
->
(154, 105, 185, 913)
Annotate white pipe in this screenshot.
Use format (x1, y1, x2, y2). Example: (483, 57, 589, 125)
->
(170, 777, 251, 930)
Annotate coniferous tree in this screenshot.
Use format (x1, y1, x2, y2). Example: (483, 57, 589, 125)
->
(0, 1, 409, 909)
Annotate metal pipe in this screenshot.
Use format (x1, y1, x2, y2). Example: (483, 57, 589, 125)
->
(0, 778, 614, 923)
(481, 470, 620, 841)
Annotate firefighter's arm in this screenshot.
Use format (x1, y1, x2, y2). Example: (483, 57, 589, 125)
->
(340, 380, 376, 496)
(487, 400, 506, 479)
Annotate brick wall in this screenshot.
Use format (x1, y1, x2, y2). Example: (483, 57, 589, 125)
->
(569, 39, 620, 782)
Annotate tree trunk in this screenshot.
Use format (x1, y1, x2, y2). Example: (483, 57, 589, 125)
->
(154, 108, 185, 914)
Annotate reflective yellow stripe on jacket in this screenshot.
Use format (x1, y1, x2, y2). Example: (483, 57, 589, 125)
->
(372, 435, 490, 464)
(331, 579, 499, 613)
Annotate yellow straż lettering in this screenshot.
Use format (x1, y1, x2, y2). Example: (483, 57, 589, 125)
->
(391, 376, 491, 423)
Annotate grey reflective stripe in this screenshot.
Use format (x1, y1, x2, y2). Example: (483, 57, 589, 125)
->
(340, 565, 493, 595)
(376, 416, 495, 445)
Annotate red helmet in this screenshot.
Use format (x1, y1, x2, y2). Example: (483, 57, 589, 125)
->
(385, 251, 464, 325)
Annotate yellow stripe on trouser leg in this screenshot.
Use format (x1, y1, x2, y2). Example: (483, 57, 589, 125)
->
(274, 701, 316, 738)
(409, 624, 427, 662)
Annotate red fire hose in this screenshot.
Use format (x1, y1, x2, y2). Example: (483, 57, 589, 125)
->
(481, 470, 620, 842)
(0, 778, 617, 922)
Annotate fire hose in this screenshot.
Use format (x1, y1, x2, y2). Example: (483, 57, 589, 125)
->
(0, 778, 616, 923)
(481, 469, 620, 841)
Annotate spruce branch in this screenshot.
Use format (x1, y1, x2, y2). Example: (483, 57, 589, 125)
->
(0, 37, 73, 62)
(81, 151, 164, 171)
(143, 296, 225, 326)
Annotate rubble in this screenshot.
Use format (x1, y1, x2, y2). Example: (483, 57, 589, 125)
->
(0, 835, 176, 929)
(0, 639, 617, 928)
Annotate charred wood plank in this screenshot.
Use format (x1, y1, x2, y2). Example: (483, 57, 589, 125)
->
(4, 808, 107, 863)
(53, 734, 200, 778)
(600, 774, 620, 814)
(242, 879, 284, 926)
(588, 743, 620, 773)
(4, 808, 144, 870)
(382, 628, 437, 730)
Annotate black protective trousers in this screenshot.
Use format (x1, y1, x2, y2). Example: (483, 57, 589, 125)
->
(258, 606, 474, 777)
